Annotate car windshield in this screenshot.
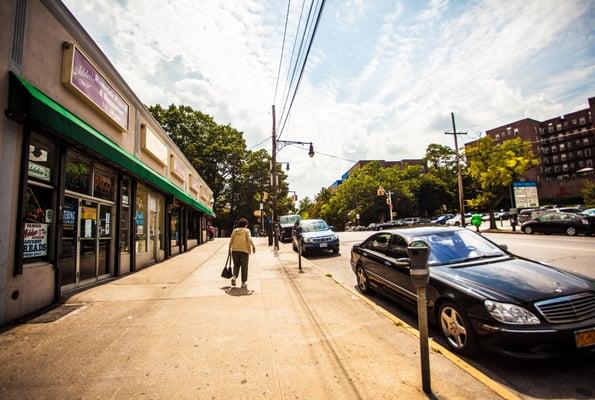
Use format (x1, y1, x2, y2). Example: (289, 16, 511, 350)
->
(412, 230, 506, 266)
(280, 215, 300, 224)
(301, 220, 330, 232)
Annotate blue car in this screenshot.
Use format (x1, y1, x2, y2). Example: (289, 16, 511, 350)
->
(292, 219, 340, 255)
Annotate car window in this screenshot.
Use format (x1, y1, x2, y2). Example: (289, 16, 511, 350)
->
(537, 214, 553, 222)
(388, 235, 408, 258)
(413, 230, 506, 266)
(301, 220, 329, 232)
(370, 233, 391, 254)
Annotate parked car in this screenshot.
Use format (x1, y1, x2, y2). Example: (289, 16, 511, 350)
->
(581, 208, 595, 216)
(377, 220, 406, 230)
(278, 214, 301, 242)
(367, 223, 379, 231)
(431, 214, 454, 225)
(445, 213, 472, 226)
(518, 208, 539, 224)
(521, 212, 592, 236)
(350, 226, 595, 358)
(402, 217, 420, 225)
(549, 207, 583, 214)
(292, 219, 339, 255)
(494, 211, 511, 220)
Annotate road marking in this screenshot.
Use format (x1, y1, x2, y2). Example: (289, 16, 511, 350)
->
(302, 257, 522, 400)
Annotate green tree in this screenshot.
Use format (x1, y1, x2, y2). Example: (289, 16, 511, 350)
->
(298, 196, 314, 218)
(582, 181, 595, 204)
(465, 137, 539, 228)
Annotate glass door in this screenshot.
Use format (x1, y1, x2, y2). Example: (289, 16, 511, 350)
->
(60, 196, 79, 287)
(149, 210, 158, 261)
(79, 200, 98, 282)
(98, 204, 113, 277)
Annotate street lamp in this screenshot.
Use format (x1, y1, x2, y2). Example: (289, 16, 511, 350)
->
(377, 185, 394, 222)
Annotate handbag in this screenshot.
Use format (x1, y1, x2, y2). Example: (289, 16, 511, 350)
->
(221, 253, 233, 279)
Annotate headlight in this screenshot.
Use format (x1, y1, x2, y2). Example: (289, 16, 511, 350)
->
(484, 300, 540, 325)
(330, 234, 338, 240)
(303, 237, 314, 243)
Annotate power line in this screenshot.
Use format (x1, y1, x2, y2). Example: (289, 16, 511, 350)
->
(273, 0, 292, 105)
(248, 137, 270, 150)
(277, 0, 326, 139)
(277, 0, 317, 138)
(289, 143, 355, 162)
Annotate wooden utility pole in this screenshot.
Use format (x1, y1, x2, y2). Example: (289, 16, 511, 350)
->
(271, 105, 279, 250)
(445, 113, 467, 227)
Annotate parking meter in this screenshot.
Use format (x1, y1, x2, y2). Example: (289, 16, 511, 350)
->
(407, 241, 430, 288)
(407, 240, 432, 394)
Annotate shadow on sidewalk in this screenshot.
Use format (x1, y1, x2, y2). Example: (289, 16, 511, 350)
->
(221, 286, 254, 296)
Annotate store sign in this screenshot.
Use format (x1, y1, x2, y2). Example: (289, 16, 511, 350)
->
(62, 44, 129, 131)
(23, 223, 48, 258)
(28, 162, 51, 182)
(170, 155, 187, 182)
(81, 206, 97, 220)
(141, 126, 168, 166)
(513, 181, 539, 208)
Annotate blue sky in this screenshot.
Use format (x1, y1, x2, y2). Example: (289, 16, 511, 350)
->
(64, 0, 595, 200)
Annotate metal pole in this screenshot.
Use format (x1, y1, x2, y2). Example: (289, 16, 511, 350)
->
(417, 287, 431, 394)
(388, 191, 393, 222)
(450, 113, 466, 227)
(272, 105, 279, 250)
(298, 239, 302, 271)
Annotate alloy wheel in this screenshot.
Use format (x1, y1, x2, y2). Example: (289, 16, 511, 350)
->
(440, 306, 467, 349)
(524, 226, 533, 234)
(356, 266, 370, 293)
(567, 227, 576, 236)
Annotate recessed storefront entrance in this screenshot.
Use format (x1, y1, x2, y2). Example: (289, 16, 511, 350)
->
(60, 195, 114, 290)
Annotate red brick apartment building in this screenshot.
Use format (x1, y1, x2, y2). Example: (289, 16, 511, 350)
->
(480, 97, 595, 200)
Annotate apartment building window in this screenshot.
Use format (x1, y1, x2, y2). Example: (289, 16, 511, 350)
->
(561, 153, 566, 161)
(495, 134, 500, 140)
(551, 145, 557, 152)
(579, 117, 586, 124)
(576, 139, 581, 146)
(560, 143, 565, 150)
(513, 128, 519, 135)
(570, 162, 575, 169)
(554, 166, 560, 173)
(556, 123, 562, 131)
(548, 125, 554, 133)
(578, 150, 583, 157)
(539, 127, 544, 134)
(553, 155, 558, 162)
(583, 138, 589, 145)
(567, 142, 572, 149)
(588, 159, 593, 167)
(562, 164, 568, 171)
(586, 149, 592, 157)
(572, 119, 577, 125)
(569, 152, 574, 159)
(579, 161, 584, 167)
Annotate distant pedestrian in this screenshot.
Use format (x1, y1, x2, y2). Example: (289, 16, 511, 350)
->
(228, 218, 256, 288)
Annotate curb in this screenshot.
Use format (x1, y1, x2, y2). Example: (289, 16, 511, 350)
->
(299, 256, 522, 400)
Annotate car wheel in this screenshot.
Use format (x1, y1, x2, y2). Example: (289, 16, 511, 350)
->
(523, 226, 533, 234)
(438, 301, 478, 356)
(566, 226, 577, 236)
(454, 221, 460, 226)
(356, 265, 372, 294)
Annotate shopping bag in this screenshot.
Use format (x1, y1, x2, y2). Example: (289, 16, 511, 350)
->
(221, 253, 233, 279)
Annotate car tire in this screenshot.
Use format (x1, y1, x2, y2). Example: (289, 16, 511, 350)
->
(523, 226, 533, 234)
(566, 226, 577, 236)
(454, 221, 460, 226)
(438, 301, 478, 357)
(356, 265, 372, 294)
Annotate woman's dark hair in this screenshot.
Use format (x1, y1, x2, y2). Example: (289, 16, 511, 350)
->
(237, 218, 248, 228)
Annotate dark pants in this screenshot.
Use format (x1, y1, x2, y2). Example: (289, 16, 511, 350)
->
(231, 251, 249, 283)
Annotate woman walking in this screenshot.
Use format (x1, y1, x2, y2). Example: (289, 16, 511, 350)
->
(228, 218, 256, 288)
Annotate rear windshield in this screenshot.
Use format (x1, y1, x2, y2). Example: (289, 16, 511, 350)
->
(280, 215, 301, 224)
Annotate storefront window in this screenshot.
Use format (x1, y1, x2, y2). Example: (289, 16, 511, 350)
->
(23, 133, 58, 264)
(135, 183, 148, 253)
(171, 207, 180, 248)
(188, 211, 199, 240)
(93, 166, 115, 201)
(65, 151, 92, 195)
(120, 177, 130, 253)
(159, 196, 165, 250)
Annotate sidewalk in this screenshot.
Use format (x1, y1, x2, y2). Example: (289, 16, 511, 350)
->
(0, 239, 506, 399)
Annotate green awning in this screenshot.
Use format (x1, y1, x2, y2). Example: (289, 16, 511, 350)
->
(8, 72, 215, 217)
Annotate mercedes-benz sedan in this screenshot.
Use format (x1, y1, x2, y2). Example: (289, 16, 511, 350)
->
(350, 226, 595, 358)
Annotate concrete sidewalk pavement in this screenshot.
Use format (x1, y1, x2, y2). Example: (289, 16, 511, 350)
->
(0, 238, 508, 399)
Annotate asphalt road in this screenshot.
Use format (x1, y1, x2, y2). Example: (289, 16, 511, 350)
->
(282, 231, 595, 400)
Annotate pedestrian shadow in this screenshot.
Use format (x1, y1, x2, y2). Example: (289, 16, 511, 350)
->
(221, 286, 254, 296)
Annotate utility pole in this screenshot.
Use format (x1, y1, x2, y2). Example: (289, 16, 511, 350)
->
(445, 112, 467, 227)
(271, 105, 279, 250)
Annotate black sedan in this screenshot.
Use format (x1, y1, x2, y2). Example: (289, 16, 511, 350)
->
(521, 212, 593, 236)
(350, 227, 595, 358)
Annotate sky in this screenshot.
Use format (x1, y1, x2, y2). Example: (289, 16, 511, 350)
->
(63, 0, 595, 201)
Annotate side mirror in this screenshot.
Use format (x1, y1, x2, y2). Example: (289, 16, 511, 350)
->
(498, 243, 508, 252)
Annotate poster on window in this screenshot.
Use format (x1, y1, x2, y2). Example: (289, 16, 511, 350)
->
(23, 223, 48, 258)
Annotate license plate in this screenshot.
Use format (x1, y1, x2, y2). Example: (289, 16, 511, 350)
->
(319, 242, 327, 248)
(575, 327, 595, 348)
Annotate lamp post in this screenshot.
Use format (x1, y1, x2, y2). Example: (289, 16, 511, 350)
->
(270, 105, 315, 250)
(377, 186, 394, 222)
